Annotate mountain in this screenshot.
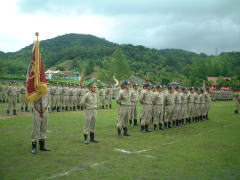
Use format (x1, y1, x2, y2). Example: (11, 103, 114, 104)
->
(0, 33, 239, 86)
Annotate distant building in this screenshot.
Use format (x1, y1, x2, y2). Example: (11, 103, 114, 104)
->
(168, 81, 180, 86)
(45, 70, 81, 81)
(207, 77, 231, 89)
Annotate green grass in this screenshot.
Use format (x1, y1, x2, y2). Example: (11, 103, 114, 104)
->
(0, 101, 240, 180)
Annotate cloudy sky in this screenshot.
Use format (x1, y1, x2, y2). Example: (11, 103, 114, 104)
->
(0, 0, 239, 54)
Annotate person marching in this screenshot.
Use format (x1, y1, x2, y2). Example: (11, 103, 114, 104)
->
(80, 83, 99, 144)
(164, 86, 175, 129)
(152, 85, 165, 130)
(26, 33, 50, 154)
(139, 83, 152, 132)
(19, 81, 29, 112)
(129, 84, 139, 126)
(6, 80, 19, 115)
(116, 81, 131, 136)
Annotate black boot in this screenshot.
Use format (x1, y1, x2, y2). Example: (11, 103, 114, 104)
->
(109, 104, 112, 109)
(145, 124, 152, 132)
(129, 120, 133, 127)
(31, 142, 37, 154)
(176, 120, 179, 126)
(154, 124, 157, 130)
(81, 106, 84, 110)
(13, 109, 17, 115)
(168, 122, 172, 128)
(70, 107, 72, 111)
(57, 107, 60, 112)
(7, 110, 9, 115)
(65, 107, 68, 111)
(164, 122, 168, 129)
(39, 139, 50, 151)
(73, 106, 76, 111)
(90, 132, 99, 142)
(134, 119, 138, 126)
(21, 107, 24, 112)
(206, 113, 209, 120)
(118, 128, 122, 136)
(102, 105, 105, 109)
(25, 107, 29, 112)
(159, 123, 165, 130)
(140, 118, 142, 124)
(123, 128, 131, 136)
(106, 105, 108, 109)
(84, 134, 89, 144)
(141, 125, 145, 132)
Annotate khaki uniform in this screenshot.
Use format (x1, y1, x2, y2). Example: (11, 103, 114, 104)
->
(174, 91, 182, 121)
(7, 86, 18, 113)
(31, 95, 48, 141)
(199, 93, 205, 116)
(63, 86, 70, 110)
(116, 89, 130, 129)
(129, 89, 139, 121)
(105, 88, 112, 108)
(80, 91, 98, 134)
(19, 86, 28, 111)
(181, 92, 188, 123)
(194, 93, 200, 117)
(139, 89, 152, 125)
(99, 88, 106, 108)
(164, 92, 175, 124)
(187, 92, 195, 121)
(51, 86, 61, 110)
(152, 91, 165, 125)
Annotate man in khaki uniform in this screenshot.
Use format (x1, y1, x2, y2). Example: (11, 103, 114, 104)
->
(116, 81, 131, 136)
(19, 81, 29, 112)
(105, 86, 113, 109)
(129, 84, 139, 126)
(205, 88, 212, 119)
(173, 86, 182, 127)
(187, 87, 195, 123)
(139, 83, 152, 132)
(180, 87, 188, 125)
(194, 88, 200, 122)
(152, 85, 165, 130)
(51, 82, 61, 112)
(164, 86, 175, 129)
(199, 89, 205, 120)
(80, 83, 98, 144)
(99, 86, 106, 109)
(6, 81, 19, 115)
(234, 91, 240, 114)
(31, 94, 50, 154)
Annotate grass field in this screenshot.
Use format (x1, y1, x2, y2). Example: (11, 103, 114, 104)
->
(0, 101, 240, 180)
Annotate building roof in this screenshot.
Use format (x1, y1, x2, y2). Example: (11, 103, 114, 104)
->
(207, 77, 231, 86)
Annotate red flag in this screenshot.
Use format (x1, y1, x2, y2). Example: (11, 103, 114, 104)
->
(26, 33, 48, 103)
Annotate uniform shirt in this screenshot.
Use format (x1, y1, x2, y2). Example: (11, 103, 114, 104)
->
(116, 89, 130, 106)
(6, 86, 18, 96)
(152, 91, 165, 105)
(63, 87, 70, 96)
(174, 92, 182, 104)
(181, 93, 188, 104)
(199, 93, 205, 104)
(187, 92, 195, 103)
(139, 89, 152, 105)
(165, 92, 175, 105)
(194, 93, 200, 104)
(129, 89, 139, 105)
(80, 91, 97, 110)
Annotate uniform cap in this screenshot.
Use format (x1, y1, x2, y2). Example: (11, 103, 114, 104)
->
(143, 83, 151, 88)
(167, 86, 174, 90)
(156, 85, 162, 89)
(121, 81, 130, 87)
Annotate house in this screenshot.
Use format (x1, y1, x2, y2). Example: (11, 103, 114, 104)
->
(207, 77, 231, 89)
(45, 70, 80, 80)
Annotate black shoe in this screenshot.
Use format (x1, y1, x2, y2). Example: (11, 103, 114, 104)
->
(139, 118, 142, 124)
(118, 128, 122, 136)
(21, 107, 24, 112)
(123, 128, 131, 136)
(25, 107, 29, 112)
(159, 123, 165, 130)
(109, 104, 112, 109)
(106, 105, 108, 109)
(141, 125, 145, 132)
(81, 106, 84, 110)
(164, 122, 168, 129)
(39, 139, 50, 151)
(154, 124, 157, 130)
(31, 142, 37, 154)
(13, 109, 17, 115)
(168, 122, 172, 128)
(134, 119, 138, 126)
(84, 134, 89, 144)
(90, 132, 99, 142)
(145, 125, 152, 132)
(129, 120, 133, 127)
(7, 110, 9, 115)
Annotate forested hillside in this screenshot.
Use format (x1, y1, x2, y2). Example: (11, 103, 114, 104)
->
(0, 33, 239, 86)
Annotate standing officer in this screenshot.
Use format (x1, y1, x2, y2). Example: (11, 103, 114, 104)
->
(99, 86, 106, 109)
(174, 86, 182, 127)
(164, 86, 175, 129)
(180, 87, 188, 125)
(194, 88, 200, 122)
(129, 84, 139, 126)
(116, 81, 131, 136)
(105, 85, 113, 109)
(19, 81, 29, 112)
(80, 83, 99, 144)
(31, 94, 50, 154)
(152, 85, 165, 130)
(6, 81, 19, 115)
(187, 87, 195, 123)
(139, 83, 152, 132)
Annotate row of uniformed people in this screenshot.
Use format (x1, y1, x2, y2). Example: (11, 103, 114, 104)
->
(115, 81, 212, 136)
(212, 90, 234, 101)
